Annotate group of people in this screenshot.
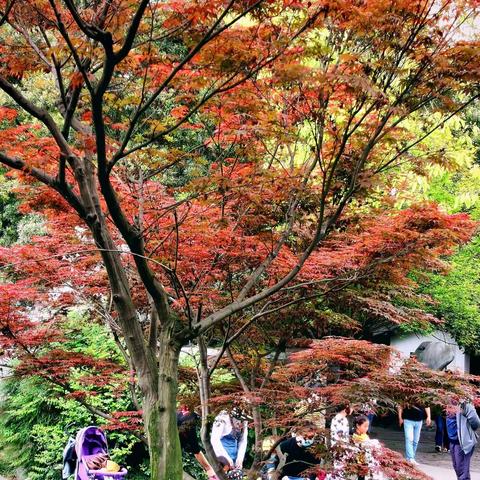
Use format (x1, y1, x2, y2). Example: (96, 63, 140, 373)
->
(326, 404, 383, 480)
(177, 403, 383, 480)
(265, 403, 384, 480)
(177, 399, 480, 480)
(177, 406, 249, 480)
(397, 401, 480, 480)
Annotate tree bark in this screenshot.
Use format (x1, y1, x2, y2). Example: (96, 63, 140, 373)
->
(141, 328, 183, 480)
(72, 157, 184, 479)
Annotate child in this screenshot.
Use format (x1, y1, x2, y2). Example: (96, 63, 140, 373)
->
(352, 416, 378, 480)
(352, 415, 370, 444)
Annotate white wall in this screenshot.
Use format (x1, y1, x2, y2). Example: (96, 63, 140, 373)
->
(390, 330, 469, 373)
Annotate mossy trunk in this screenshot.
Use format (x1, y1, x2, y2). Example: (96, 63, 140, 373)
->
(142, 338, 182, 480)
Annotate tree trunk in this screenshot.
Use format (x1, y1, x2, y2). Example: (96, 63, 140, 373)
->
(251, 406, 263, 470)
(75, 165, 183, 479)
(141, 332, 183, 480)
(197, 336, 228, 480)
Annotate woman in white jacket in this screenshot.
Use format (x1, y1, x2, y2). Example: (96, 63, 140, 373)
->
(210, 408, 249, 472)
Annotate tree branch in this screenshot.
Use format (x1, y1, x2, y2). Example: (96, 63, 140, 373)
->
(376, 93, 480, 174)
(0, 0, 15, 26)
(63, 0, 105, 40)
(0, 151, 56, 186)
(0, 76, 73, 157)
(48, 0, 93, 92)
(113, 8, 321, 165)
(109, 0, 264, 166)
(114, 0, 151, 62)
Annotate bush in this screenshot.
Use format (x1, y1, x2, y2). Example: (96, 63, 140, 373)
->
(0, 312, 148, 480)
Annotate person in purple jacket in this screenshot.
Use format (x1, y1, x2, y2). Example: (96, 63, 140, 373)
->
(447, 401, 480, 480)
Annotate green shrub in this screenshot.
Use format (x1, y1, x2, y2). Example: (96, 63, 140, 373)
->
(0, 312, 148, 480)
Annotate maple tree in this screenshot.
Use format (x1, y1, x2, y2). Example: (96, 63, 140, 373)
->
(191, 203, 476, 477)
(1, 0, 480, 478)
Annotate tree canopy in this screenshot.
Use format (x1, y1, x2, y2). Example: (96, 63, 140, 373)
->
(0, 1, 480, 479)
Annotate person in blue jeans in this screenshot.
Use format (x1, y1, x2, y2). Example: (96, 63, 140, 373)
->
(397, 404, 431, 464)
(211, 408, 249, 475)
(447, 401, 480, 480)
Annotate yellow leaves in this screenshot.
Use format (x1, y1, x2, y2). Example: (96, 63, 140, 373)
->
(106, 94, 140, 109)
(44, 43, 70, 64)
(25, 74, 48, 91)
(104, 92, 117, 104)
(339, 53, 359, 63)
(147, 119, 168, 134)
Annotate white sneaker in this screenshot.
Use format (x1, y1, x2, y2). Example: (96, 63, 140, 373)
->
(408, 459, 419, 465)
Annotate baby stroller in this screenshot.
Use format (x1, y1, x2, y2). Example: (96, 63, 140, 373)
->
(71, 426, 128, 480)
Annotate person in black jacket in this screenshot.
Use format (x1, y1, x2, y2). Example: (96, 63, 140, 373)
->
(177, 408, 218, 480)
(266, 425, 320, 480)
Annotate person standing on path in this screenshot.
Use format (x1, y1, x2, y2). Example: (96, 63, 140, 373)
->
(447, 401, 480, 480)
(325, 404, 353, 480)
(398, 403, 431, 464)
(434, 410, 450, 453)
(330, 404, 353, 446)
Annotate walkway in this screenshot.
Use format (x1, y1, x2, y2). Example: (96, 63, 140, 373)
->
(374, 425, 480, 479)
(416, 463, 480, 480)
